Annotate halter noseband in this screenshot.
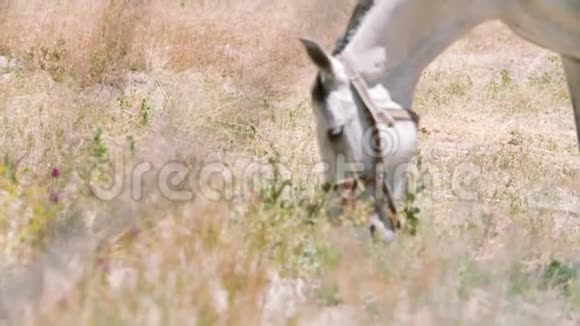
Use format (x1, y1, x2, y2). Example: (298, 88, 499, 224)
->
(326, 54, 419, 231)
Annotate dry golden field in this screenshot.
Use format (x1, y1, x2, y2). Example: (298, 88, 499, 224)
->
(0, 1, 578, 325)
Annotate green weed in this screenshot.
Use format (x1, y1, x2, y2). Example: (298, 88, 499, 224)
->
(140, 98, 151, 126)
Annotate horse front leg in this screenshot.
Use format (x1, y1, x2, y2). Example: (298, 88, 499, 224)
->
(562, 55, 580, 150)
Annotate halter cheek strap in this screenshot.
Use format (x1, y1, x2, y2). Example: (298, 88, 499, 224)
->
(330, 54, 418, 231)
(337, 54, 419, 127)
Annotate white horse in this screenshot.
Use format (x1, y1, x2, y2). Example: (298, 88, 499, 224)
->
(300, 0, 580, 241)
(299, 39, 419, 242)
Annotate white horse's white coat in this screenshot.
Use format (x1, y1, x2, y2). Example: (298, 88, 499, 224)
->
(341, 0, 580, 142)
(301, 40, 417, 241)
(301, 0, 580, 241)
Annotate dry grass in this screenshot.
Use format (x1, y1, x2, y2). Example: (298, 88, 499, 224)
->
(0, 1, 579, 325)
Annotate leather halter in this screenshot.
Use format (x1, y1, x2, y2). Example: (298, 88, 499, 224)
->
(337, 54, 418, 128)
(328, 54, 419, 231)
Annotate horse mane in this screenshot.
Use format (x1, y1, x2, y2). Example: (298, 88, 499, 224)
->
(311, 1, 375, 103)
(332, 0, 375, 55)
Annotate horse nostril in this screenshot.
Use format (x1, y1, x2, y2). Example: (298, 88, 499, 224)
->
(327, 127, 343, 141)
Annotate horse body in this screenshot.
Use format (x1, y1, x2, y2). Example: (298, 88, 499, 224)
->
(505, 1, 580, 58)
(341, 0, 580, 145)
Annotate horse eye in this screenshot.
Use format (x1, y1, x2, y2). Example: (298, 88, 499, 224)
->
(311, 75, 328, 103)
(327, 126, 344, 141)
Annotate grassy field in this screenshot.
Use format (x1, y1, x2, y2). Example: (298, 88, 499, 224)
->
(0, 1, 578, 325)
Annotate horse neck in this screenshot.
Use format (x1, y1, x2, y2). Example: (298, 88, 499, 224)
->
(342, 0, 504, 108)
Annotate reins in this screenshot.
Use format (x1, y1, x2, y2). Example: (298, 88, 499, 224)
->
(331, 54, 419, 231)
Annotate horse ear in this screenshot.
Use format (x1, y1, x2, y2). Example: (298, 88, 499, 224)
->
(299, 37, 333, 75)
